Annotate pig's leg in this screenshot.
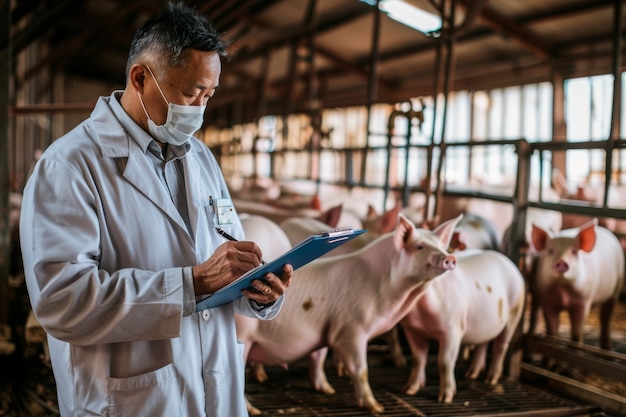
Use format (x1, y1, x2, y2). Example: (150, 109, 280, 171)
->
(465, 343, 487, 380)
(333, 349, 347, 377)
(308, 347, 336, 394)
(384, 326, 407, 367)
(334, 337, 384, 413)
(245, 396, 262, 416)
(543, 305, 561, 338)
(485, 331, 510, 385)
(599, 297, 616, 350)
(437, 332, 462, 403)
(568, 304, 590, 344)
(541, 305, 562, 368)
(486, 301, 524, 385)
(250, 362, 268, 382)
(402, 330, 429, 395)
(526, 259, 541, 337)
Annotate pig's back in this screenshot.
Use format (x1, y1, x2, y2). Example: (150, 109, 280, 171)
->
(458, 251, 525, 335)
(413, 250, 524, 344)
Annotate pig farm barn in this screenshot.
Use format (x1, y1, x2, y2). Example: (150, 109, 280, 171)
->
(3, 0, 626, 416)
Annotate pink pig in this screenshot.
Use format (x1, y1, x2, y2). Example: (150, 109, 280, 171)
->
(400, 249, 526, 403)
(529, 219, 624, 349)
(236, 214, 461, 414)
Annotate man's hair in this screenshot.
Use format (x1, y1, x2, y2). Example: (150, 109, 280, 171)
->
(125, 2, 229, 79)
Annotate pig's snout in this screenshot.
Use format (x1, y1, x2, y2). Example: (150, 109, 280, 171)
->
(442, 254, 457, 270)
(553, 260, 569, 273)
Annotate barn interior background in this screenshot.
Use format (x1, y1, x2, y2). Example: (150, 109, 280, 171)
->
(2, 0, 626, 415)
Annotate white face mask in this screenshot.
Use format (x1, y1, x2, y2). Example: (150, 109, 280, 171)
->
(138, 66, 206, 146)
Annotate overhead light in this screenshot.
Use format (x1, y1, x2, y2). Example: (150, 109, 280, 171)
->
(361, 0, 442, 35)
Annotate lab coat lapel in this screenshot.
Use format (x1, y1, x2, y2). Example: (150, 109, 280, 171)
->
(123, 146, 190, 235)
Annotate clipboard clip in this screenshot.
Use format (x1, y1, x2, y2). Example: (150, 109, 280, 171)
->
(323, 228, 355, 238)
(324, 228, 357, 244)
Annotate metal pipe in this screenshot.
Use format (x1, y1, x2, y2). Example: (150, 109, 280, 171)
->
(424, 0, 444, 221)
(362, 0, 381, 189)
(603, 0, 623, 205)
(433, 0, 457, 221)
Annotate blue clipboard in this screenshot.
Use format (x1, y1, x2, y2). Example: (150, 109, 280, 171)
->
(195, 228, 367, 310)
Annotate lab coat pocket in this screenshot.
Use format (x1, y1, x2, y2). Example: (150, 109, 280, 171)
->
(107, 363, 182, 417)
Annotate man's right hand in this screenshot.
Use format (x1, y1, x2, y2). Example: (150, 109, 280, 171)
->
(192, 241, 264, 295)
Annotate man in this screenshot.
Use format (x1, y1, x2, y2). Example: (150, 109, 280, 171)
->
(20, 3, 292, 416)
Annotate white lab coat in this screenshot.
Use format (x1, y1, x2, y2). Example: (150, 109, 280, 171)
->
(20, 93, 283, 416)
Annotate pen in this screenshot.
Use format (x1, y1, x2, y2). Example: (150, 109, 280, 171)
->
(215, 227, 266, 265)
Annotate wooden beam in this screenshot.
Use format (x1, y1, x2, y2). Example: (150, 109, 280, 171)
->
(230, 3, 371, 57)
(458, 0, 552, 60)
(19, 1, 146, 88)
(6, 0, 77, 53)
(1, 0, 11, 325)
(10, 102, 96, 115)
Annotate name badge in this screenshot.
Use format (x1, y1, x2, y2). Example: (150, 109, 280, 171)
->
(215, 198, 235, 225)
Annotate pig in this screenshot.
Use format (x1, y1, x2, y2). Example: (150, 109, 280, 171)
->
(235, 198, 361, 230)
(378, 212, 502, 369)
(239, 214, 292, 261)
(529, 219, 624, 349)
(236, 214, 461, 414)
(400, 249, 525, 403)
(449, 212, 500, 252)
(436, 181, 563, 245)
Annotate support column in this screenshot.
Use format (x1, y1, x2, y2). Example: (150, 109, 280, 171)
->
(551, 70, 566, 181)
(1, 0, 13, 324)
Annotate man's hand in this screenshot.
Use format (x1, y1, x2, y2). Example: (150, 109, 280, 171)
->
(242, 264, 293, 305)
(192, 241, 264, 295)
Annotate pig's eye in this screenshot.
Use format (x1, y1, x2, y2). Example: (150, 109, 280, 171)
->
(547, 248, 554, 255)
(415, 243, 425, 250)
(571, 248, 578, 255)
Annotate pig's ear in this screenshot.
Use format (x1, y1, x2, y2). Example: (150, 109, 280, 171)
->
(433, 214, 463, 250)
(318, 204, 342, 228)
(449, 231, 467, 252)
(366, 204, 378, 219)
(529, 223, 549, 253)
(379, 204, 401, 234)
(394, 213, 414, 250)
(577, 218, 598, 252)
(310, 194, 322, 211)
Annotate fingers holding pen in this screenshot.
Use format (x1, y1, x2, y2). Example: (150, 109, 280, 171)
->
(215, 241, 264, 272)
(192, 241, 265, 295)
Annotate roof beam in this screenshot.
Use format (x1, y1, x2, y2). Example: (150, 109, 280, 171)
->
(458, 0, 553, 60)
(5, 0, 78, 53)
(364, 0, 610, 67)
(228, 3, 396, 88)
(230, 3, 371, 56)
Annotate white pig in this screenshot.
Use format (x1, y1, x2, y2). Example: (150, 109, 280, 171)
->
(529, 219, 624, 349)
(240, 214, 292, 261)
(449, 212, 501, 252)
(400, 249, 525, 403)
(379, 212, 503, 370)
(236, 214, 461, 414)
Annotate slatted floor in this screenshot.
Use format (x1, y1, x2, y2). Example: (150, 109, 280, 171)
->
(245, 349, 605, 417)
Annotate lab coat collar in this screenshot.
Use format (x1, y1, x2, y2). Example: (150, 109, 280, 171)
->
(89, 92, 195, 241)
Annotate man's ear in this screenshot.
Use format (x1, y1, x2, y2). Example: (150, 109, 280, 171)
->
(128, 64, 147, 92)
